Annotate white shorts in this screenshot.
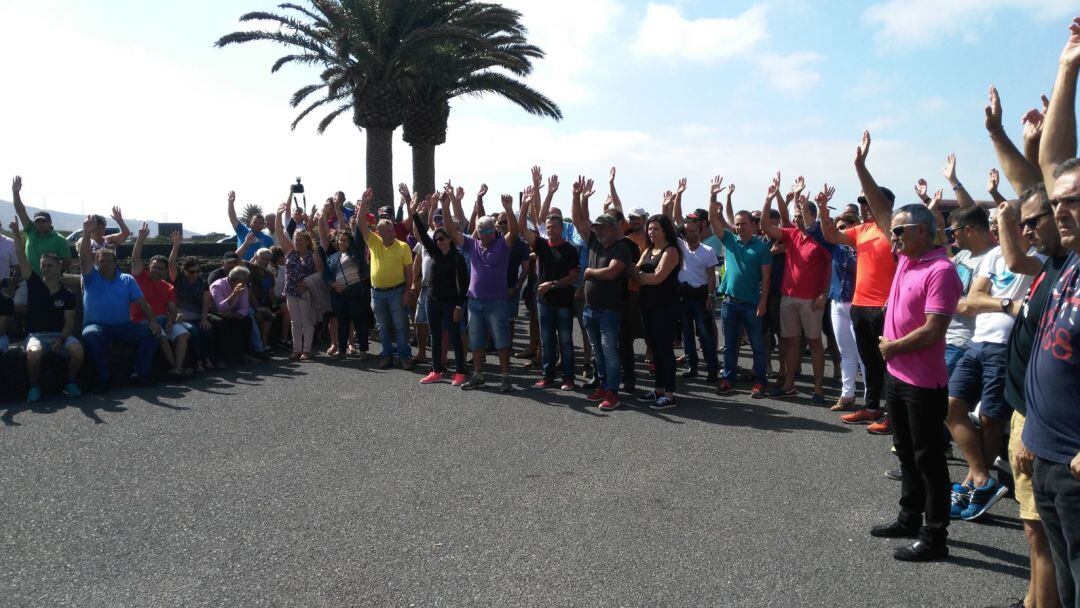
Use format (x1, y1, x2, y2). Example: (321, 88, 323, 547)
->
(27, 333, 81, 357)
(141, 316, 189, 341)
(13, 280, 27, 307)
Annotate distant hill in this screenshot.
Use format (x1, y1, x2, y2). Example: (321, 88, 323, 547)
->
(0, 199, 202, 237)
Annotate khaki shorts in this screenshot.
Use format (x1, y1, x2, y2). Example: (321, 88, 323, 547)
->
(1009, 411, 1039, 521)
(779, 296, 823, 339)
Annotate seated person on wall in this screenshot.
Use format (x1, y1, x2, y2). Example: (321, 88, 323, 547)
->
(77, 215, 161, 388)
(170, 252, 216, 373)
(247, 247, 279, 356)
(131, 223, 191, 377)
(9, 220, 83, 402)
(208, 265, 255, 365)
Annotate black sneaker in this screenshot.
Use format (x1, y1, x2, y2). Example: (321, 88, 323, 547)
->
(500, 377, 514, 393)
(637, 390, 658, 402)
(461, 376, 485, 391)
(650, 395, 677, 410)
(869, 520, 919, 539)
(681, 368, 698, 379)
(893, 540, 948, 562)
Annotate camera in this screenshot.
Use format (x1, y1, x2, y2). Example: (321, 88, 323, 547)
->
(290, 177, 305, 194)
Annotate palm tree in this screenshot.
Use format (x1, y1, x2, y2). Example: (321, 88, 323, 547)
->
(216, 1, 498, 210)
(401, 4, 562, 196)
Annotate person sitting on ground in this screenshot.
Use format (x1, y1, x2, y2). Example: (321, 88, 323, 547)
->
(209, 265, 255, 365)
(78, 215, 161, 388)
(274, 195, 324, 361)
(171, 254, 215, 372)
(227, 190, 274, 261)
(131, 223, 191, 377)
(414, 192, 469, 385)
(443, 188, 519, 392)
(9, 221, 83, 401)
(86, 207, 132, 254)
(519, 187, 580, 391)
(630, 207, 683, 410)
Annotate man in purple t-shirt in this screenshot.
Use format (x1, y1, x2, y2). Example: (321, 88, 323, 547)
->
(856, 131, 963, 562)
(442, 191, 519, 393)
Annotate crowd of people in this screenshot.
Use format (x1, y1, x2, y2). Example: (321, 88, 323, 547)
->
(3, 15, 1080, 608)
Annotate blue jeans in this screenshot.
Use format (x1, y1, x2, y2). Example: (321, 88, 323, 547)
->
(642, 302, 679, 393)
(721, 300, 767, 383)
(538, 301, 574, 381)
(467, 298, 510, 351)
(247, 311, 264, 352)
(180, 321, 213, 362)
(371, 286, 410, 359)
(82, 322, 159, 382)
(681, 291, 719, 375)
(584, 306, 621, 392)
(332, 287, 371, 353)
(427, 298, 466, 373)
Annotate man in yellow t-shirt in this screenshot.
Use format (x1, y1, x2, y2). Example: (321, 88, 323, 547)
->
(365, 217, 414, 369)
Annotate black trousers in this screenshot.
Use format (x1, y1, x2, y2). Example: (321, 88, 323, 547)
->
(210, 316, 252, 362)
(642, 302, 679, 394)
(850, 305, 886, 409)
(619, 292, 641, 390)
(885, 372, 951, 543)
(1033, 457, 1080, 607)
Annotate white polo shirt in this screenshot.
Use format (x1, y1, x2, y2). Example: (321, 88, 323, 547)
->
(677, 239, 717, 288)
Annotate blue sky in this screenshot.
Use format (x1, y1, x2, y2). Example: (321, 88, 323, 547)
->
(0, 0, 1075, 233)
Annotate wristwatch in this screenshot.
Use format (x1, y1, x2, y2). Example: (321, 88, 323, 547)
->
(1000, 298, 1013, 315)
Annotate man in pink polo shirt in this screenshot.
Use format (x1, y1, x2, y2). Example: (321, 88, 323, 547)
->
(855, 131, 963, 563)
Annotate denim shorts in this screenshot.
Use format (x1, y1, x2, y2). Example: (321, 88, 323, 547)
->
(468, 298, 510, 351)
(414, 286, 429, 324)
(944, 344, 966, 376)
(948, 341, 1010, 419)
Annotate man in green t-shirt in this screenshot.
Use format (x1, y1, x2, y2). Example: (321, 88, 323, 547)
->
(11, 176, 72, 275)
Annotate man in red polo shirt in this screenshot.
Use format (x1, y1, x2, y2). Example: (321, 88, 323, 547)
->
(131, 223, 191, 376)
(760, 175, 833, 404)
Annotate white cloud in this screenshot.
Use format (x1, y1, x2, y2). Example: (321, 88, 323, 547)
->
(755, 52, 824, 94)
(633, 4, 767, 61)
(863, 0, 1077, 50)
(500, 0, 622, 104)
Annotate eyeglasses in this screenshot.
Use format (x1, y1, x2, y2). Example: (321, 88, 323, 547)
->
(943, 225, 968, 238)
(891, 223, 922, 237)
(1021, 212, 1053, 230)
(750, 217, 761, 223)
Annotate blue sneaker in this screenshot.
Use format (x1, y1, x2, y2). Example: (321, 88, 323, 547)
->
(962, 478, 1009, 521)
(950, 483, 972, 519)
(63, 382, 82, 397)
(26, 386, 42, 403)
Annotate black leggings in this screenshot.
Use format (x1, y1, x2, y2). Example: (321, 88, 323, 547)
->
(332, 287, 371, 353)
(641, 302, 679, 394)
(427, 298, 466, 374)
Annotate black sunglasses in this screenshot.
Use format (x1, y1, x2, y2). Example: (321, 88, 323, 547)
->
(943, 225, 968, 238)
(1021, 212, 1052, 230)
(891, 224, 921, 237)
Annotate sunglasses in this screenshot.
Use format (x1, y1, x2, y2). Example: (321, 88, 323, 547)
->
(891, 223, 922, 237)
(1021, 212, 1053, 230)
(478, 228, 496, 236)
(943, 225, 968, 238)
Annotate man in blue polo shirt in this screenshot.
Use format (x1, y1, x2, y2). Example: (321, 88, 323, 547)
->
(78, 216, 161, 388)
(707, 176, 772, 398)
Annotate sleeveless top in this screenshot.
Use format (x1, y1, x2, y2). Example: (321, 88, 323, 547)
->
(639, 244, 680, 311)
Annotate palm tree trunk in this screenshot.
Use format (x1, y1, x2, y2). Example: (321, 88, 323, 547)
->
(411, 143, 436, 199)
(365, 126, 395, 213)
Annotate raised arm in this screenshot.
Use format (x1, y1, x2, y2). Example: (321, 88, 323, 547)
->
(759, 175, 784, 242)
(816, 196, 853, 246)
(539, 174, 559, 223)
(995, 201, 1045, 275)
(11, 176, 33, 229)
(78, 215, 96, 276)
(608, 167, 623, 212)
(944, 154, 977, 209)
(106, 206, 131, 246)
(9, 221, 30, 281)
(317, 203, 331, 251)
(1040, 17, 1080, 191)
(273, 202, 294, 254)
(853, 130, 894, 233)
(440, 190, 465, 248)
(1022, 104, 1047, 170)
(570, 176, 592, 241)
(501, 194, 519, 246)
(724, 184, 736, 225)
(227, 191, 240, 231)
(131, 222, 149, 276)
(707, 175, 729, 238)
(985, 85, 1043, 194)
(519, 190, 536, 248)
(673, 177, 687, 223)
(927, 189, 949, 246)
(451, 183, 467, 223)
(470, 184, 488, 234)
(987, 169, 1008, 204)
(168, 230, 182, 282)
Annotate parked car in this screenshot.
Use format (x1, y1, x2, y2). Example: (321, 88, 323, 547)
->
(65, 227, 124, 245)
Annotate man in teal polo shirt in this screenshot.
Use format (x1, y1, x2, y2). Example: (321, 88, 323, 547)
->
(707, 176, 772, 398)
(11, 176, 72, 275)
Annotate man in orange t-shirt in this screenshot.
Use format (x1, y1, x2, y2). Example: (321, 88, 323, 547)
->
(818, 188, 898, 426)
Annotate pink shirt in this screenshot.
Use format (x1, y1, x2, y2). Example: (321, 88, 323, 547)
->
(779, 226, 831, 299)
(884, 248, 963, 389)
(210, 277, 250, 316)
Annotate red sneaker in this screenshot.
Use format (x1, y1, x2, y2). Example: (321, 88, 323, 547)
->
(599, 390, 621, 411)
(716, 380, 733, 394)
(841, 408, 884, 425)
(450, 373, 467, 386)
(419, 371, 443, 385)
(586, 387, 607, 402)
(533, 378, 555, 389)
(750, 384, 766, 399)
(560, 379, 576, 391)
(867, 415, 894, 435)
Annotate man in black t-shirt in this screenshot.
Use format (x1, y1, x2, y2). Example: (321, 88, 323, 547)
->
(11, 223, 83, 402)
(520, 199, 580, 390)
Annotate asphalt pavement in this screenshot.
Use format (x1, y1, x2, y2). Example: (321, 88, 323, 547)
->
(0, 344, 1031, 608)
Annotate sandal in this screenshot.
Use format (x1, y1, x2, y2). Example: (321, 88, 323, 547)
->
(830, 398, 857, 412)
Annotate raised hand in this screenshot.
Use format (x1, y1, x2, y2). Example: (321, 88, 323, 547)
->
(943, 153, 958, 183)
(815, 183, 836, 206)
(82, 215, 96, 232)
(398, 182, 411, 201)
(277, 202, 288, 216)
(9, 220, 18, 233)
(915, 178, 927, 200)
(228, 191, 236, 204)
(677, 177, 688, 195)
(455, 186, 465, 203)
(137, 222, 150, 240)
(362, 188, 374, 208)
(728, 183, 735, 197)
(1059, 16, 1080, 67)
(791, 176, 806, 196)
(770, 171, 782, 195)
(662, 190, 676, 213)
(582, 179, 596, 200)
(985, 85, 1003, 132)
(523, 185, 535, 203)
(855, 131, 871, 167)
(110, 206, 125, 224)
(928, 188, 944, 211)
(531, 166, 542, 187)
(477, 184, 488, 199)
(1022, 108, 1045, 141)
(709, 175, 725, 197)
(12, 176, 21, 193)
(500, 194, 514, 210)
(988, 168, 1001, 194)
(547, 174, 560, 195)
(171, 230, 182, 245)
(572, 176, 583, 196)
(609, 166, 617, 184)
